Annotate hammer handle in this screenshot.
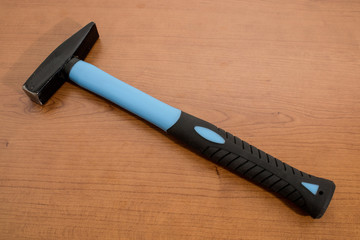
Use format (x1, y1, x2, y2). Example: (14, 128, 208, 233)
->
(68, 59, 181, 131)
(68, 59, 335, 218)
(167, 112, 335, 219)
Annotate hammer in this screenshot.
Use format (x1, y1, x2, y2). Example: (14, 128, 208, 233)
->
(23, 22, 335, 218)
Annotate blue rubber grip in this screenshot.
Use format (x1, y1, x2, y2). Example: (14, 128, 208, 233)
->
(69, 60, 181, 131)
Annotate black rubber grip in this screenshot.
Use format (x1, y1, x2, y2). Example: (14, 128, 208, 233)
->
(167, 112, 335, 218)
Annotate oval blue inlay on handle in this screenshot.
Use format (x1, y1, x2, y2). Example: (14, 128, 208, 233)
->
(194, 126, 225, 144)
(69, 60, 181, 131)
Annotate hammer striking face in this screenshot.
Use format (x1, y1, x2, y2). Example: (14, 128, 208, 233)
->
(23, 22, 335, 219)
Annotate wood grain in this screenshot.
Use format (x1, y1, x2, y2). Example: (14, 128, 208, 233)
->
(1, 0, 359, 239)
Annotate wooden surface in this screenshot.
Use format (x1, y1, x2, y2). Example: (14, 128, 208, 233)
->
(1, 0, 359, 239)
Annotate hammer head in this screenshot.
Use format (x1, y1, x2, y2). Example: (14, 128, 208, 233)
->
(23, 22, 99, 105)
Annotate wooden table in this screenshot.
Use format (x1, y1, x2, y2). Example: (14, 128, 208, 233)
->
(1, 0, 359, 239)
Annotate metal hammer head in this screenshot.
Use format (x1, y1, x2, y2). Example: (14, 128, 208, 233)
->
(23, 22, 99, 105)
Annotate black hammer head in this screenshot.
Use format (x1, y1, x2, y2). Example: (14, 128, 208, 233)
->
(23, 22, 99, 105)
